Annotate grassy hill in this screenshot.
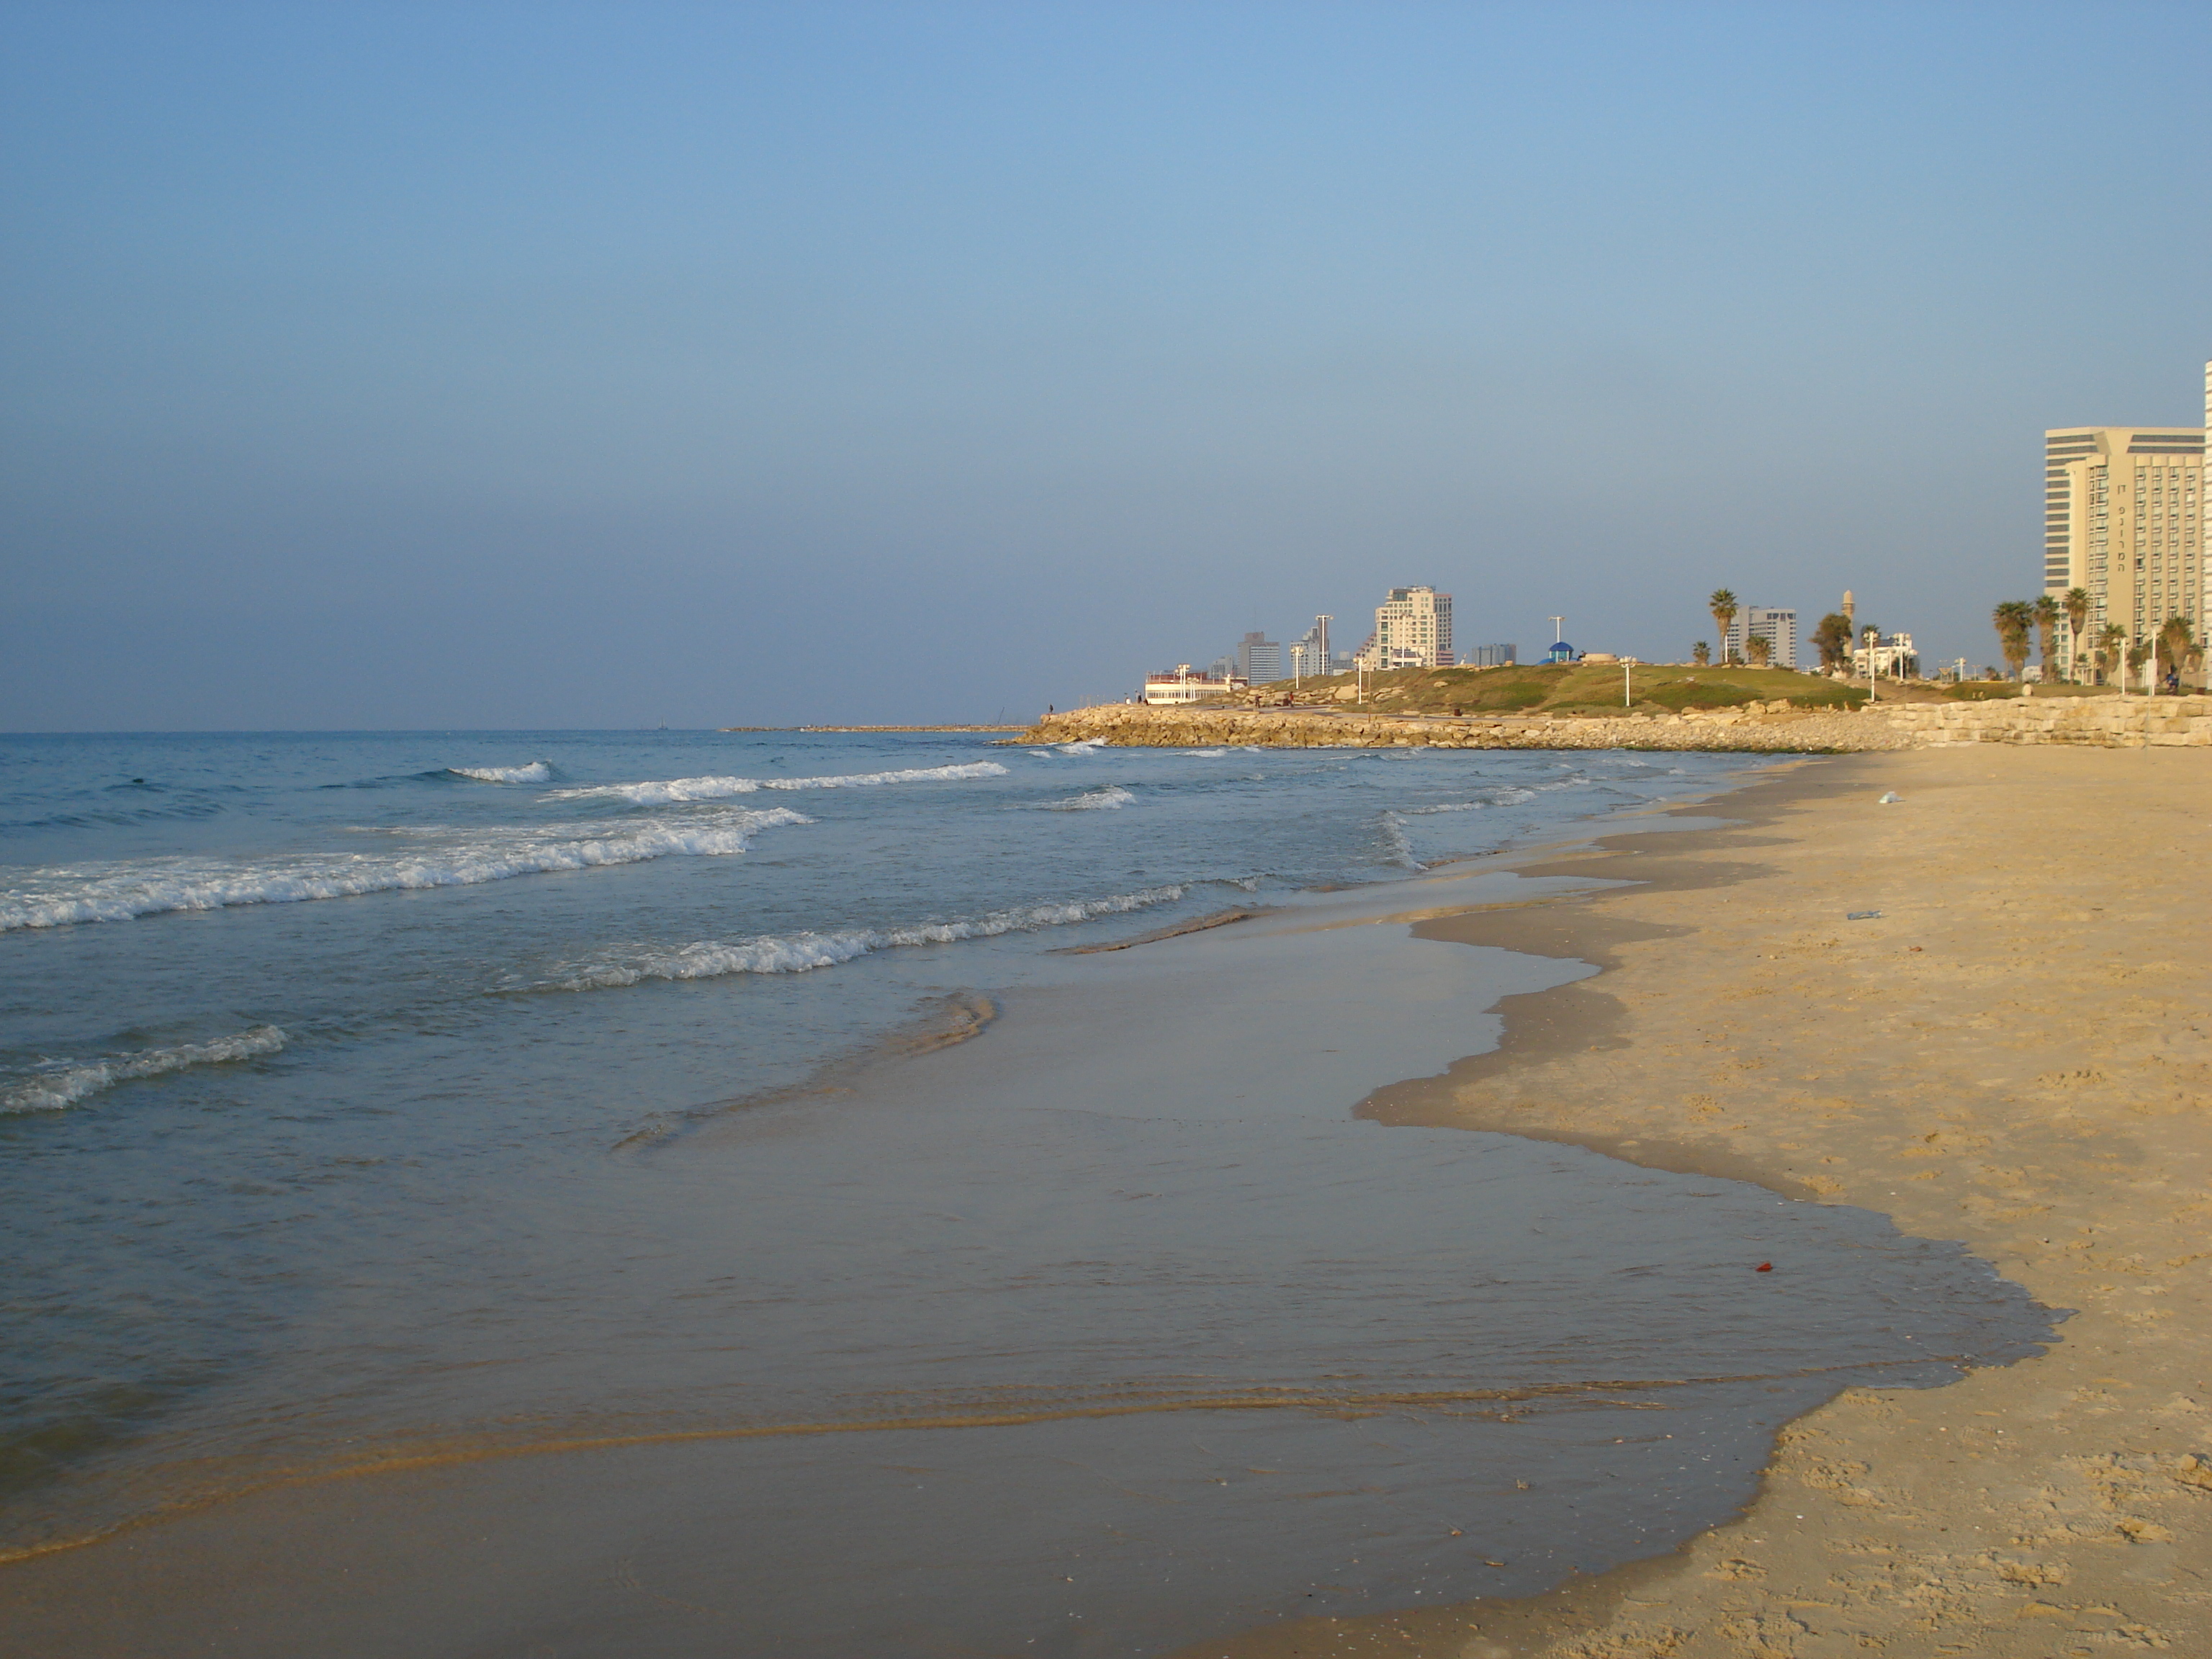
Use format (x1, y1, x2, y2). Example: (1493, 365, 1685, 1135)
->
(1227, 661, 1871, 715)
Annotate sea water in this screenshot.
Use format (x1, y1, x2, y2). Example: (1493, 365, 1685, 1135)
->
(0, 731, 2055, 1653)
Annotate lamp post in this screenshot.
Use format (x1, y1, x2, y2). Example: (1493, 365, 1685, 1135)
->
(1862, 627, 1879, 702)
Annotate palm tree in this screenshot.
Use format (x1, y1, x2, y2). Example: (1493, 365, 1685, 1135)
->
(2063, 588, 2091, 681)
(2159, 615, 2195, 694)
(2032, 594, 2059, 683)
(1992, 601, 2034, 680)
(2127, 637, 2152, 693)
(2094, 623, 2126, 688)
(1709, 590, 1738, 665)
(1691, 640, 1711, 667)
(1745, 633, 1772, 667)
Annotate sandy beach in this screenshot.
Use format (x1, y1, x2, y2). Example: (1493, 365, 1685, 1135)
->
(3, 745, 2202, 1656)
(1186, 745, 2212, 1657)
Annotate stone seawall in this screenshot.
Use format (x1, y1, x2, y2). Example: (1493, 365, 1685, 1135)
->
(1876, 694, 2212, 747)
(1017, 696, 2212, 752)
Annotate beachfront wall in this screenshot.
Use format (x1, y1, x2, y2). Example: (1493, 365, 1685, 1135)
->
(1877, 694, 2212, 747)
(1020, 696, 2212, 752)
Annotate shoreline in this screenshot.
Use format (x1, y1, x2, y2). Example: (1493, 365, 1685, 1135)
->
(1180, 745, 2212, 1658)
(6, 750, 2195, 1655)
(0, 755, 2042, 1658)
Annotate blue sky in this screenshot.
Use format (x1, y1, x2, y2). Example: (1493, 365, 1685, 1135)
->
(5, 1, 2209, 728)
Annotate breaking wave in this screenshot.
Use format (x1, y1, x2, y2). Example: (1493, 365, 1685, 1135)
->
(4, 1027, 288, 1112)
(1402, 786, 1539, 814)
(0, 809, 812, 930)
(1377, 812, 1424, 870)
(547, 886, 1188, 989)
(449, 762, 552, 784)
(1036, 786, 1136, 811)
(549, 762, 1008, 806)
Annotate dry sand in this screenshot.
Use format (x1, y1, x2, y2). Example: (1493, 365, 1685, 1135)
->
(1179, 746, 2212, 1658)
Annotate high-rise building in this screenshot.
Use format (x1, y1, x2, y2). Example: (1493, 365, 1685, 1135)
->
(1237, 631, 1285, 683)
(1724, 606, 1798, 670)
(2045, 422, 2205, 675)
(1288, 616, 1333, 678)
(1355, 586, 1452, 670)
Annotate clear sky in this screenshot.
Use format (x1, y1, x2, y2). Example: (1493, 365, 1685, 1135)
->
(5, 1, 2210, 729)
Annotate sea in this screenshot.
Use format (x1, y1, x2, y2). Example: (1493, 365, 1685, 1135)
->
(0, 730, 2058, 1655)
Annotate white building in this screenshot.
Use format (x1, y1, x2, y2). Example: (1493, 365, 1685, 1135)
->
(1725, 606, 1798, 670)
(1354, 585, 1453, 670)
(1142, 665, 1244, 705)
(1851, 631, 1917, 680)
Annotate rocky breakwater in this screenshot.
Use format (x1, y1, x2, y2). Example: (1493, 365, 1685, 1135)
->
(1877, 692, 2212, 747)
(1017, 701, 1912, 752)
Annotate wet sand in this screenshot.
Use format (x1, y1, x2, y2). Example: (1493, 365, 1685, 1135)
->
(1184, 747, 2212, 1658)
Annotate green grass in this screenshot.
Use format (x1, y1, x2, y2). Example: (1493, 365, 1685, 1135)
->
(1266, 661, 1869, 715)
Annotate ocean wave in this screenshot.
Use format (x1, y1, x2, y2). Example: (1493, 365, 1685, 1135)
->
(548, 762, 1008, 806)
(1035, 786, 1136, 811)
(1377, 812, 1424, 870)
(449, 762, 552, 784)
(547, 886, 1188, 989)
(1403, 786, 1538, 814)
(3, 1027, 288, 1112)
(1181, 748, 1228, 757)
(0, 809, 812, 930)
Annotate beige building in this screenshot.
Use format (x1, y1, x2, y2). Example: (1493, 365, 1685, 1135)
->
(1354, 585, 1453, 670)
(2045, 421, 2204, 676)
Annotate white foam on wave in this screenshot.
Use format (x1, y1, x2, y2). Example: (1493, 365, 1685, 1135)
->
(549, 761, 1008, 806)
(1403, 786, 1538, 814)
(0, 808, 812, 931)
(1035, 786, 1136, 811)
(548, 886, 1187, 990)
(449, 762, 552, 784)
(1377, 812, 1424, 870)
(1181, 748, 1228, 757)
(4, 1026, 288, 1112)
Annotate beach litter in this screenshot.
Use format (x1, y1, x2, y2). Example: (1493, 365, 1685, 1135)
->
(1878, 791, 1902, 804)
(1846, 910, 1882, 920)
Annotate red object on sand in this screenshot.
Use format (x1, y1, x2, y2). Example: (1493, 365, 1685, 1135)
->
(1755, 1262, 1773, 1272)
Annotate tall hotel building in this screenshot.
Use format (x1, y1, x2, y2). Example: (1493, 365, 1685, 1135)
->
(2045, 410, 2204, 667)
(1357, 585, 1453, 670)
